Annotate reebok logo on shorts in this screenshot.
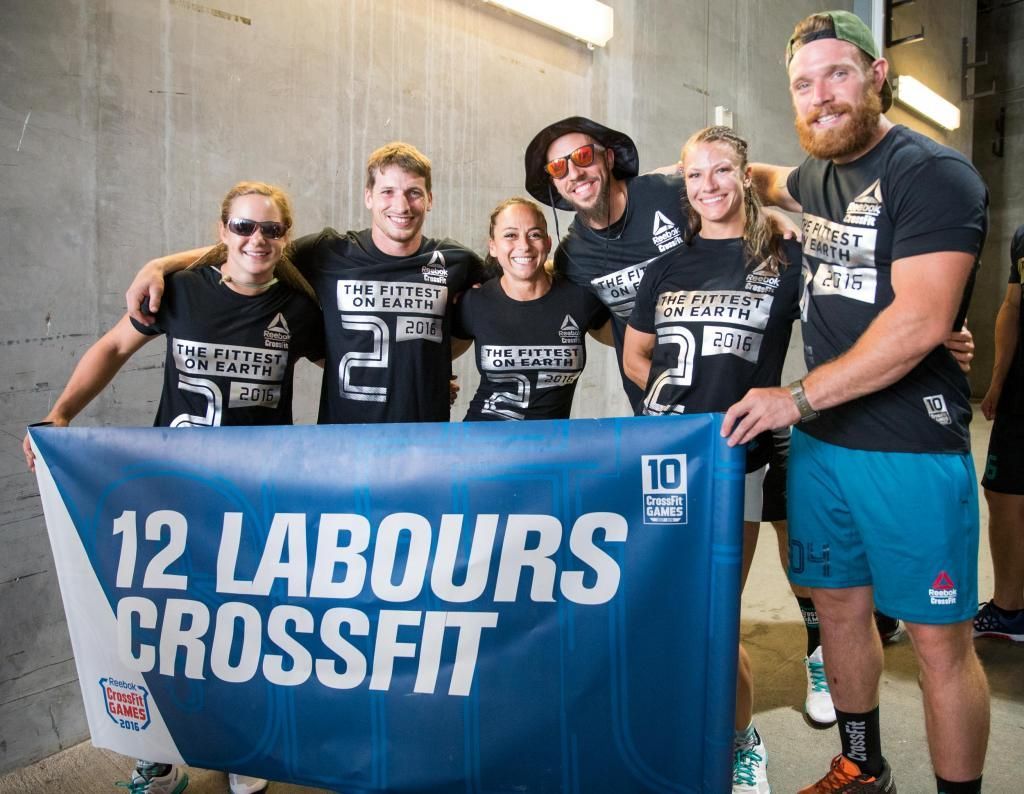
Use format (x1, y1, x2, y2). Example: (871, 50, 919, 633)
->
(929, 570, 957, 605)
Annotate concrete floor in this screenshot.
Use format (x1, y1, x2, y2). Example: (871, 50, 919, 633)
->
(1, 415, 1021, 793)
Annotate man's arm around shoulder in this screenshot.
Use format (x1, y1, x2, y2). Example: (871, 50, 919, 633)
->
(751, 163, 801, 213)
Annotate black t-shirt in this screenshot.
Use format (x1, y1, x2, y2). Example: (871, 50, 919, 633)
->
(453, 277, 610, 421)
(629, 236, 801, 471)
(290, 228, 483, 424)
(788, 125, 987, 453)
(131, 267, 324, 427)
(554, 172, 689, 410)
(996, 225, 1024, 417)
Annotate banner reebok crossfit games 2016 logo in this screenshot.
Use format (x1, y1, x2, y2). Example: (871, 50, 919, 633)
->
(100, 677, 151, 732)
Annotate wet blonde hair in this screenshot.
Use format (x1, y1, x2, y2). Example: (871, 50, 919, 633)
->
(188, 181, 317, 303)
(681, 126, 788, 273)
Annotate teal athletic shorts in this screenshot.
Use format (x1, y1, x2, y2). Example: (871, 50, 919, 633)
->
(787, 428, 979, 624)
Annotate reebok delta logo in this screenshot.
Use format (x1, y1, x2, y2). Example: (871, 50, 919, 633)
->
(558, 315, 582, 344)
(100, 677, 151, 732)
(651, 210, 683, 253)
(422, 251, 448, 285)
(745, 259, 781, 294)
(929, 571, 957, 605)
(264, 312, 291, 349)
(843, 179, 883, 227)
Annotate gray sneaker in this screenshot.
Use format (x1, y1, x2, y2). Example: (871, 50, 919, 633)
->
(116, 761, 188, 794)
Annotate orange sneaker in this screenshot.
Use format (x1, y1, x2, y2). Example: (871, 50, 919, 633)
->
(798, 754, 896, 793)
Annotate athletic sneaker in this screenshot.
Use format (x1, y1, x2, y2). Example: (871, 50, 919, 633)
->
(732, 732, 770, 793)
(873, 611, 905, 645)
(804, 646, 837, 726)
(973, 600, 1024, 641)
(798, 754, 895, 793)
(116, 761, 188, 794)
(227, 773, 268, 793)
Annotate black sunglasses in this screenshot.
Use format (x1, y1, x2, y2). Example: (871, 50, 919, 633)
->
(226, 217, 289, 239)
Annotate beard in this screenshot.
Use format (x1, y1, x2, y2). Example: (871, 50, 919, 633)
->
(795, 84, 883, 161)
(573, 177, 613, 227)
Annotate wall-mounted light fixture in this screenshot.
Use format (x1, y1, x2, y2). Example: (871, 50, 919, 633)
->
(482, 0, 614, 48)
(893, 75, 961, 131)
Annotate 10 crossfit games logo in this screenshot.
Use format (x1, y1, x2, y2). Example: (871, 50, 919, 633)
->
(100, 677, 151, 732)
(641, 454, 688, 524)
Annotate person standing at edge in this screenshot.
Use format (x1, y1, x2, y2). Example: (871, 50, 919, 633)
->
(125, 143, 483, 424)
(723, 11, 989, 794)
(975, 223, 1024, 642)
(25, 181, 324, 794)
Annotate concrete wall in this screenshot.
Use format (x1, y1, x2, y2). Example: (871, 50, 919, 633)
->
(883, 0, 978, 158)
(1, 0, 984, 774)
(971, 1, 1024, 395)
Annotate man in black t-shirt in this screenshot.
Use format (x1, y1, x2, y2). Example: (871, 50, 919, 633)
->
(975, 224, 1024, 642)
(126, 144, 482, 424)
(523, 117, 688, 412)
(287, 143, 482, 424)
(723, 11, 988, 794)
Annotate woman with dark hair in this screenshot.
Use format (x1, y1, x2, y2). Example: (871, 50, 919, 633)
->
(23, 181, 324, 794)
(453, 197, 610, 421)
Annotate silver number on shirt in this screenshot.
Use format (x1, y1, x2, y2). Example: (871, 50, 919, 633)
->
(340, 315, 389, 402)
(171, 375, 223, 427)
(483, 373, 531, 420)
(642, 327, 696, 415)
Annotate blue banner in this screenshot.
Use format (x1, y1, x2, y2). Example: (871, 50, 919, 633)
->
(30, 415, 743, 793)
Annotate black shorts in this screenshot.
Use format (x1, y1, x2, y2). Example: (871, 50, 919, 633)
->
(761, 427, 791, 522)
(982, 413, 1024, 495)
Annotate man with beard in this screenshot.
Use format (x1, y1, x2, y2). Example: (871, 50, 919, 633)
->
(523, 117, 688, 412)
(723, 10, 989, 794)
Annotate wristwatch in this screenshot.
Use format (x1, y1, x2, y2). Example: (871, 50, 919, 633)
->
(786, 379, 819, 422)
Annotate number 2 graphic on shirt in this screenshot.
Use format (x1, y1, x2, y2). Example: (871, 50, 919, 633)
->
(483, 373, 531, 420)
(170, 375, 223, 426)
(642, 326, 696, 415)
(340, 315, 389, 402)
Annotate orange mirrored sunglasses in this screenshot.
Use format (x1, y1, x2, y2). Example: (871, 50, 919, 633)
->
(544, 143, 603, 180)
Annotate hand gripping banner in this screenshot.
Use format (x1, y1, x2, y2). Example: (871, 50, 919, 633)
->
(30, 415, 743, 793)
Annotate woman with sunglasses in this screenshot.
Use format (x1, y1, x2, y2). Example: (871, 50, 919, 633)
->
(22, 181, 324, 794)
(622, 126, 801, 794)
(452, 197, 611, 420)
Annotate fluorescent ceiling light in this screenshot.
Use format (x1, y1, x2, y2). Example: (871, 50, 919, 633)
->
(893, 75, 961, 131)
(483, 0, 614, 48)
